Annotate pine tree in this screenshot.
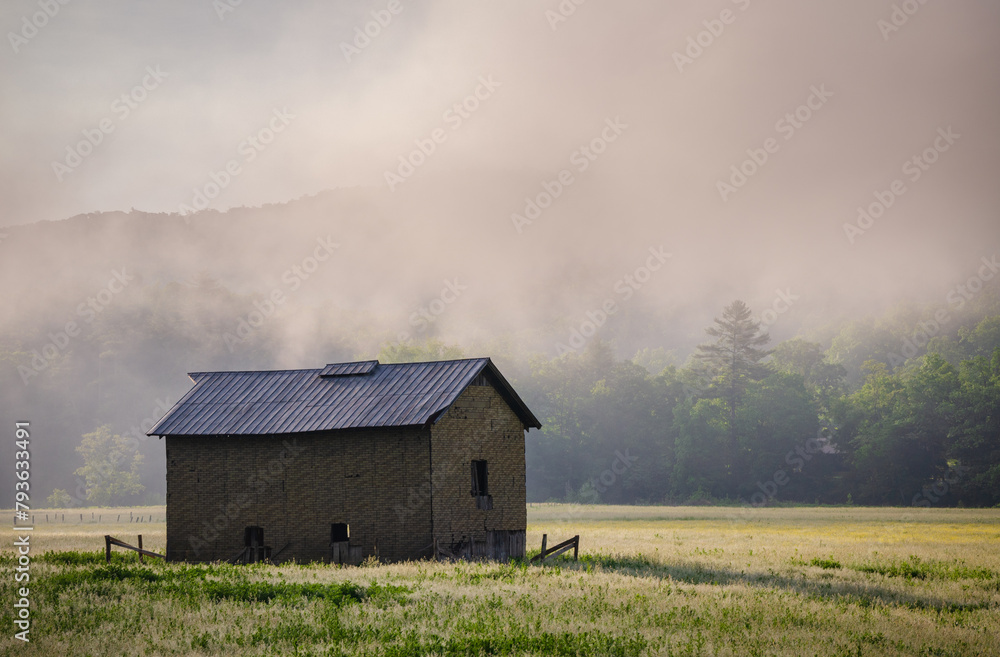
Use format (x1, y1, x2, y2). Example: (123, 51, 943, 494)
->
(695, 300, 771, 444)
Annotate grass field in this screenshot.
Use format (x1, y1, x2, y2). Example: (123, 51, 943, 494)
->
(2, 504, 998, 656)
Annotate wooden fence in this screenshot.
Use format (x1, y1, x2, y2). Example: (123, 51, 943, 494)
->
(529, 534, 579, 564)
(12, 512, 160, 525)
(104, 535, 165, 563)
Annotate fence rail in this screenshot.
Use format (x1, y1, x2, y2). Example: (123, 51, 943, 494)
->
(104, 535, 165, 563)
(530, 534, 579, 564)
(11, 512, 161, 524)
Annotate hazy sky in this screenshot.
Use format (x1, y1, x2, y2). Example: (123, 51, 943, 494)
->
(2, 0, 999, 335)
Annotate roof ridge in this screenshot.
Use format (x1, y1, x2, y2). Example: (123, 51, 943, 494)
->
(368, 357, 489, 366)
(190, 357, 490, 377)
(189, 368, 323, 376)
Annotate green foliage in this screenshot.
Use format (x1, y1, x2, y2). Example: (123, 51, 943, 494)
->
(73, 425, 145, 506)
(695, 300, 772, 380)
(48, 561, 405, 605)
(694, 300, 772, 429)
(38, 550, 118, 565)
(832, 347, 1000, 506)
(524, 302, 998, 507)
(378, 628, 649, 657)
(851, 556, 996, 581)
(631, 346, 678, 375)
(672, 398, 730, 498)
(46, 488, 73, 507)
(810, 556, 842, 569)
(962, 315, 1000, 357)
(770, 338, 847, 412)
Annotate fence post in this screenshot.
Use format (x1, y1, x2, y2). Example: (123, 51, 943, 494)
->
(540, 534, 547, 560)
(138, 535, 144, 563)
(573, 535, 579, 561)
(105, 535, 112, 564)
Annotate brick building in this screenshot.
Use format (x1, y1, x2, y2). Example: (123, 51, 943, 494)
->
(147, 358, 540, 564)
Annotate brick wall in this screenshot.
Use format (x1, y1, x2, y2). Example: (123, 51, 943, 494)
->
(165, 428, 432, 563)
(430, 382, 527, 555)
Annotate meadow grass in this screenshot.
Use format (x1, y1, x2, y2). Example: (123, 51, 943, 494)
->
(1, 505, 998, 656)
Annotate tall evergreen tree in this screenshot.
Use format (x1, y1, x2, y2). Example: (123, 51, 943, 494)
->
(695, 300, 772, 440)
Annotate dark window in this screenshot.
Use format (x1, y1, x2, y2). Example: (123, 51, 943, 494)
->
(244, 526, 264, 547)
(471, 460, 489, 497)
(330, 523, 349, 543)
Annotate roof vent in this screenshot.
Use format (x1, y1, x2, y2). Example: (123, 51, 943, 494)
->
(319, 360, 379, 377)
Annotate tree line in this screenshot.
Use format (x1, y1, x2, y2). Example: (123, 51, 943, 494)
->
(5, 275, 999, 508)
(523, 300, 1000, 508)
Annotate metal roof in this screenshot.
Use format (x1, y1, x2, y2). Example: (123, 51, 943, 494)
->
(147, 357, 541, 437)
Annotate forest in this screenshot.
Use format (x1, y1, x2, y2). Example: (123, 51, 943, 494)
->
(521, 299, 1000, 508)
(4, 246, 997, 510)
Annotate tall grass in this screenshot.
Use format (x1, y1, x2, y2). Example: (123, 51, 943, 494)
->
(1, 505, 998, 656)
